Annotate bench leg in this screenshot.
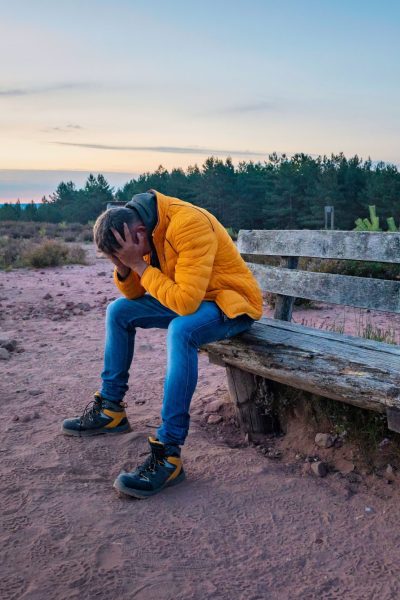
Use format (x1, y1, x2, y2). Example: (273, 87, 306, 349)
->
(225, 366, 280, 440)
(386, 407, 400, 434)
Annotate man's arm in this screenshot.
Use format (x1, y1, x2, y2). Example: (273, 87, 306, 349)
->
(112, 265, 147, 300)
(139, 213, 218, 315)
(106, 251, 147, 300)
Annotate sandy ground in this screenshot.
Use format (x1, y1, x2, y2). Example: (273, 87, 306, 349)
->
(1, 245, 400, 600)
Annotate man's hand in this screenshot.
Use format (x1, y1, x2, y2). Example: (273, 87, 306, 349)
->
(111, 223, 148, 277)
(108, 253, 131, 280)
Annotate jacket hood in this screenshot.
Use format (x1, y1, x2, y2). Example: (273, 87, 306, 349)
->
(124, 191, 158, 235)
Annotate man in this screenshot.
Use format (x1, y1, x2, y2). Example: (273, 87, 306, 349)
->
(62, 189, 263, 499)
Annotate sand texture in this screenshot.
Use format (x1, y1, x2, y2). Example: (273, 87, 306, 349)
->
(1, 249, 400, 600)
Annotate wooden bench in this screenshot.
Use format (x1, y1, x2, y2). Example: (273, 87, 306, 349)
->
(203, 230, 400, 437)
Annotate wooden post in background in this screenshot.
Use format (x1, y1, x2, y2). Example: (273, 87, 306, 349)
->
(273, 256, 299, 321)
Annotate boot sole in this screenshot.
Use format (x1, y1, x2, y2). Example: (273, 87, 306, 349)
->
(113, 470, 186, 499)
(62, 423, 132, 437)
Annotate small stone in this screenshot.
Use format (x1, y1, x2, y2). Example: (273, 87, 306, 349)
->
(11, 415, 19, 422)
(205, 399, 226, 413)
(72, 308, 81, 315)
(20, 414, 32, 423)
(365, 506, 375, 515)
(0, 347, 10, 360)
(0, 337, 17, 351)
(43, 293, 53, 300)
(29, 390, 44, 397)
(385, 464, 395, 483)
(207, 414, 223, 425)
(97, 271, 107, 276)
(267, 449, 282, 460)
(311, 461, 328, 477)
(315, 433, 334, 449)
(304, 455, 319, 463)
(76, 302, 91, 312)
(379, 438, 391, 449)
(339, 461, 355, 475)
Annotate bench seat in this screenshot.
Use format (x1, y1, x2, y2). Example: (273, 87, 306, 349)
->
(203, 317, 400, 427)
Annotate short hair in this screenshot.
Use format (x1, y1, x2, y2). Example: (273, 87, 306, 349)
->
(93, 207, 142, 254)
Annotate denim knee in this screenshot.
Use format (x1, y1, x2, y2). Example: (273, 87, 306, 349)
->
(105, 297, 137, 326)
(167, 316, 193, 346)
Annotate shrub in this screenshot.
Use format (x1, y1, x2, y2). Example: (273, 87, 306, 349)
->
(23, 240, 69, 267)
(0, 236, 29, 268)
(20, 240, 87, 268)
(78, 229, 93, 242)
(307, 256, 399, 281)
(66, 244, 87, 264)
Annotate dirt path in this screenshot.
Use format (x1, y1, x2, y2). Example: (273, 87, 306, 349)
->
(1, 248, 400, 600)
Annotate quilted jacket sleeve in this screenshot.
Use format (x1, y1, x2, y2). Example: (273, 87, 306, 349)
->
(113, 254, 150, 299)
(139, 212, 218, 315)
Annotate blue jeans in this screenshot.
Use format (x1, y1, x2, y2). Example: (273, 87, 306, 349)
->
(100, 294, 255, 446)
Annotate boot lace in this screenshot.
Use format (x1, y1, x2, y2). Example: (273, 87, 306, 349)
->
(137, 446, 164, 476)
(79, 396, 103, 426)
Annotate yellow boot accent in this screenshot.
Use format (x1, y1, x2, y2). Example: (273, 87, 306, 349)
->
(165, 456, 183, 483)
(103, 409, 127, 429)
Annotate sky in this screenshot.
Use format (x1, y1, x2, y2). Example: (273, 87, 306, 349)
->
(0, 0, 399, 201)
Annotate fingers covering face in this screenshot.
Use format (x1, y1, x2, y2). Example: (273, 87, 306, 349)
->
(110, 226, 125, 245)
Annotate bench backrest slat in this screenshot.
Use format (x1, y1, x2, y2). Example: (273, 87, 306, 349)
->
(238, 230, 400, 263)
(238, 229, 400, 317)
(248, 264, 400, 313)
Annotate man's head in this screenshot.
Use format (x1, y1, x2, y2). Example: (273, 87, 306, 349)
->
(93, 207, 152, 256)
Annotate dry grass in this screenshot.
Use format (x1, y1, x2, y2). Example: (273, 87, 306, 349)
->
(0, 237, 87, 269)
(0, 220, 93, 243)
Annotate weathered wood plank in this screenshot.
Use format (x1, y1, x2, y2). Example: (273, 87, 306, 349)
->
(252, 317, 400, 355)
(202, 319, 400, 413)
(247, 264, 400, 313)
(238, 230, 400, 263)
(273, 256, 299, 321)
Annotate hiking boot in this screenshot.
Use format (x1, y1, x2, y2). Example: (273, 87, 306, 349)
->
(113, 436, 185, 498)
(62, 391, 131, 437)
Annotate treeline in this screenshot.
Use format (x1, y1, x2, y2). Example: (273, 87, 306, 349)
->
(1, 153, 399, 230)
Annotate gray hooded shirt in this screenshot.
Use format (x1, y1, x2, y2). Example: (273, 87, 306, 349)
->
(124, 191, 161, 269)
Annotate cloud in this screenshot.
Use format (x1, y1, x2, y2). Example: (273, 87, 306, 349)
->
(42, 123, 83, 133)
(207, 100, 280, 116)
(0, 83, 98, 97)
(53, 141, 266, 157)
(221, 101, 279, 114)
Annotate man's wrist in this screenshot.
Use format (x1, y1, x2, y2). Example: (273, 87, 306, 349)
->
(132, 260, 149, 277)
(116, 267, 131, 281)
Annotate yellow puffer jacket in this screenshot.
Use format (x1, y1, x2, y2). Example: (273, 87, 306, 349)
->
(113, 190, 263, 320)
